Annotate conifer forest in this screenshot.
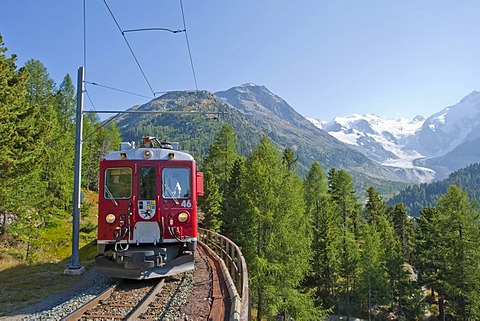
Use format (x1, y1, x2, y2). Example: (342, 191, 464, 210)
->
(2, 34, 480, 320)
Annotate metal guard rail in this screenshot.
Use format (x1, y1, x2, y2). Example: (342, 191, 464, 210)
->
(198, 228, 250, 321)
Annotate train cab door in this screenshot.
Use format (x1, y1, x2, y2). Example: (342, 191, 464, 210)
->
(134, 165, 161, 245)
(160, 165, 197, 242)
(97, 164, 134, 246)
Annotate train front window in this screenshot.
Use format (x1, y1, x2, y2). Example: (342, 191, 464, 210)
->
(162, 168, 190, 199)
(139, 167, 156, 199)
(104, 168, 132, 199)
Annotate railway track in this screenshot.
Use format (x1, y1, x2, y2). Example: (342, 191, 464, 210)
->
(61, 276, 179, 320)
(61, 244, 229, 321)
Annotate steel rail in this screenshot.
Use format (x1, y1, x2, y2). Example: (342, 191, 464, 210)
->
(124, 278, 166, 320)
(60, 284, 116, 321)
(60, 279, 165, 321)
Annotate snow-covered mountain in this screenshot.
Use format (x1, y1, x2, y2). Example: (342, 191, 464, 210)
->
(407, 91, 480, 156)
(411, 91, 480, 175)
(308, 91, 480, 182)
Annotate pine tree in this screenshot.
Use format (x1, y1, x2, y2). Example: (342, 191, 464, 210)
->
(304, 162, 328, 214)
(239, 136, 320, 320)
(364, 186, 388, 224)
(313, 197, 342, 310)
(378, 214, 417, 318)
(304, 162, 340, 308)
(357, 222, 388, 319)
(82, 113, 101, 190)
(328, 168, 360, 234)
(388, 203, 414, 260)
(435, 185, 480, 320)
(327, 168, 360, 318)
(0, 44, 44, 210)
(0, 40, 51, 256)
(220, 157, 246, 241)
(387, 202, 423, 319)
(364, 187, 416, 317)
(415, 185, 480, 320)
(200, 124, 239, 232)
(202, 123, 238, 195)
(21, 59, 67, 219)
(201, 169, 222, 231)
(282, 147, 298, 171)
(359, 188, 390, 317)
(336, 225, 360, 318)
(0, 34, 30, 234)
(415, 206, 448, 320)
(51, 74, 76, 211)
(55, 74, 76, 131)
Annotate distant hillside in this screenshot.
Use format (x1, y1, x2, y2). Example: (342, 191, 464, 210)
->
(114, 90, 262, 162)
(387, 163, 480, 216)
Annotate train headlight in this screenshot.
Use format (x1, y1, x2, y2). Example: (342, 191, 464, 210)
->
(106, 213, 116, 224)
(177, 212, 189, 223)
(143, 150, 152, 159)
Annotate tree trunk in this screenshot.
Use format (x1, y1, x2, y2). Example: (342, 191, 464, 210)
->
(438, 291, 445, 321)
(257, 290, 263, 321)
(26, 234, 32, 260)
(368, 282, 372, 321)
(0, 211, 6, 237)
(346, 271, 351, 321)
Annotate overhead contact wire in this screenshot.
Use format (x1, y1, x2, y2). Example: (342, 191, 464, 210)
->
(180, 0, 198, 91)
(103, 0, 156, 97)
(85, 81, 153, 100)
(123, 27, 185, 34)
(85, 90, 97, 112)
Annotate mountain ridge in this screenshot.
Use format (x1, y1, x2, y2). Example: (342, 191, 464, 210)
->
(309, 90, 480, 182)
(111, 84, 415, 197)
(111, 83, 480, 194)
(213, 84, 416, 184)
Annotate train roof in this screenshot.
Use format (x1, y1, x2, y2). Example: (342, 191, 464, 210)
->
(103, 137, 195, 161)
(103, 149, 194, 161)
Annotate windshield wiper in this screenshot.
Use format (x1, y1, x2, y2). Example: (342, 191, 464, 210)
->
(104, 185, 119, 206)
(164, 185, 179, 205)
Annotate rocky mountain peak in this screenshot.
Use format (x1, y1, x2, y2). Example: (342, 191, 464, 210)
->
(215, 84, 307, 127)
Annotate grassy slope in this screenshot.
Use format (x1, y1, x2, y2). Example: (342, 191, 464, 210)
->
(0, 191, 99, 316)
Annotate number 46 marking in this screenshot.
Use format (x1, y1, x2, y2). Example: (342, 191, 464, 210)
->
(181, 200, 192, 208)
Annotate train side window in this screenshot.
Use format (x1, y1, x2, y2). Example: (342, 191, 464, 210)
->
(162, 168, 191, 199)
(139, 167, 156, 199)
(105, 167, 132, 199)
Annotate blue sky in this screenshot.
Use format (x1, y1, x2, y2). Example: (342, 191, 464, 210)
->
(1, 1, 479, 121)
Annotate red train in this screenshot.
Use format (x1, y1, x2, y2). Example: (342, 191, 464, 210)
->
(95, 136, 203, 279)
